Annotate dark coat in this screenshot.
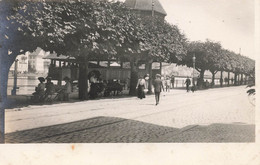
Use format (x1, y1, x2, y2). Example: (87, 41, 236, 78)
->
(185, 78, 191, 86)
(153, 79, 164, 93)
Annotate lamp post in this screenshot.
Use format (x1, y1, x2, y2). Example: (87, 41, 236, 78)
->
(152, 0, 154, 17)
(192, 54, 196, 87)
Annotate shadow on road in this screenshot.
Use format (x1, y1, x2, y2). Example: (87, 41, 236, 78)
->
(5, 116, 255, 143)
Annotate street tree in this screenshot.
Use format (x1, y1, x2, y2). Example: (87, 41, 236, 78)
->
(0, 0, 47, 143)
(26, 0, 143, 99)
(179, 40, 213, 88)
(200, 40, 223, 87)
(134, 17, 187, 94)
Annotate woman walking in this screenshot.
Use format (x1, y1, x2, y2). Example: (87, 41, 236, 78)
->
(136, 75, 147, 99)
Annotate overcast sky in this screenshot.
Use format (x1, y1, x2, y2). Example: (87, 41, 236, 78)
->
(122, 0, 255, 59)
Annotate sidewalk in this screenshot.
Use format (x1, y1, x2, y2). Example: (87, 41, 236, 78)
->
(4, 88, 187, 109)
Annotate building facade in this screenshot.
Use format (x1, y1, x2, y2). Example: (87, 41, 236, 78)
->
(27, 47, 50, 73)
(10, 47, 51, 74)
(9, 53, 29, 74)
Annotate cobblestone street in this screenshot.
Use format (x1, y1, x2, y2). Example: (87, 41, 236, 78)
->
(5, 86, 255, 143)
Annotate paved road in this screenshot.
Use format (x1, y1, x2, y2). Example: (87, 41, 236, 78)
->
(5, 86, 255, 143)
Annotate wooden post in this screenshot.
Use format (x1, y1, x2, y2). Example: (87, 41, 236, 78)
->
(78, 56, 89, 100)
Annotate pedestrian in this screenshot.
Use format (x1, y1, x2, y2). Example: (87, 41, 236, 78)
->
(153, 74, 164, 105)
(144, 74, 149, 89)
(31, 77, 46, 102)
(184, 76, 191, 92)
(205, 80, 210, 89)
(231, 77, 234, 84)
(61, 77, 72, 101)
(136, 75, 146, 99)
(33, 77, 45, 97)
(171, 75, 175, 88)
(224, 77, 228, 85)
(166, 77, 171, 92)
(45, 77, 55, 96)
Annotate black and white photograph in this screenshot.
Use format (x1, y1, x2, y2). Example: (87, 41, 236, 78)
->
(0, 0, 259, 164)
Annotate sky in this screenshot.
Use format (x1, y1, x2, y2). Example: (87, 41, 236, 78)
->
(122, 0, 256, 59)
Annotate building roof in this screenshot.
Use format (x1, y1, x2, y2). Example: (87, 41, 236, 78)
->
(43, 54, 76, 60)
(125, 0, 167, 16)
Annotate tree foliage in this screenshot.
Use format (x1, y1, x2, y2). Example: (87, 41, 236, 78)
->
(180, 40, 254, 79)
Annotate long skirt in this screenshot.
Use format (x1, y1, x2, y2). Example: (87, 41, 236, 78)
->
(137, 85, 145, 99)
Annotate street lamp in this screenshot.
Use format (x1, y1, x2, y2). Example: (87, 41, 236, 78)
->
(152, 0, 155, 17)
(192, 54, 196, 86)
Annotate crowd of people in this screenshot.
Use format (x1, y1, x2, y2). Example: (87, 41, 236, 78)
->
(32, 76, 72, 103)
(31, 72, 242, 105)
(136, 74, 168, 105)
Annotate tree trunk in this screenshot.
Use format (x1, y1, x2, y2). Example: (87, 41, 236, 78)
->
(245, 75, 248, 85)
(241, 74, 243, 85)
(78, 60, 89, 100)
(234, 73, 238, 86)
(220, 71, 223, 87)
(237, 73, 240, 86)
(210, 70, 216, 87)
(129, 59, 138, 96)
(197, 69, 205, 89)
(0, 53, 12, 143)
(146, 61, 153, 94)
(227, 72, 230, 86)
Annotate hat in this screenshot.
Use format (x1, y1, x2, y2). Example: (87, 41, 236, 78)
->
(46, 77, 52, 81)
(38, 77, 45, 82)
(63, 76, 70, 81)
(156, 74, 161, 77)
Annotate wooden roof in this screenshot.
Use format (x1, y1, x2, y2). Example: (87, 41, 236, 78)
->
(125, 0, 167, 16)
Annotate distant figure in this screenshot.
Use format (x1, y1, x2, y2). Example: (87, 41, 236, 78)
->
(205, 80, 210, 89)
(144, 74, 149, 89)
(231, 77, 234, 84)
(171, 75, 175, 88)
(35, 77, 45, 95)
(161, 76, 166, 89)
(153, 74, 164, 106)
(185, 77, 191, 92)
(45, 77, 55, 96)
(224, 77, 228, 85)
(165, 77, 171, 92)
(136, 75, 146, 99)
(32, 77, 46, 102)
(61, 77, 72, 101)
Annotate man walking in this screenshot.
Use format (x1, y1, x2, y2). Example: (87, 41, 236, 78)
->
(153, 74, 164, 106)
(185, 76, 191, 92)
(165, 77, 171, 92)
(171, 75, 175, 88)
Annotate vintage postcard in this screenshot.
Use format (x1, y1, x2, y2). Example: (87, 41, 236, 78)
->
(0, 0, 259, 164)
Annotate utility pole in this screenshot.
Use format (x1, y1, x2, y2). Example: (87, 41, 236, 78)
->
(192, 54, 196, 87)
(147, 0, 155, 94)
(11, 59, 19, 95)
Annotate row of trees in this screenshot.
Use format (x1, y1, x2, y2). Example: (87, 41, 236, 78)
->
(180, 40, 255, 88)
